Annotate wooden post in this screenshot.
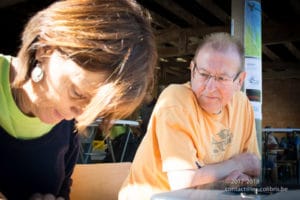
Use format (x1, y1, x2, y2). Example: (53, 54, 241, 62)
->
(231, 0, 263, 182)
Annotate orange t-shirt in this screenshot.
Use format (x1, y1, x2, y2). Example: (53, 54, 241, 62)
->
(119, 82, 260, 200)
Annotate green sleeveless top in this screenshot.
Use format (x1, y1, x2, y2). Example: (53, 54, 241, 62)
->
(0, 54, 54, 139)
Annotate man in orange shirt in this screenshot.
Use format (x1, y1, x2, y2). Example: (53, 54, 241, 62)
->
(119, 32, 261, 200)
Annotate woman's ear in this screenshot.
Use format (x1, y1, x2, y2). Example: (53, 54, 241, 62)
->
(35, 46, 54, 62)
(235, 71, 246, 91)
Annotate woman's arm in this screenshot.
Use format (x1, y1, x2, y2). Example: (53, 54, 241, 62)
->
(59, 130, 80, 199)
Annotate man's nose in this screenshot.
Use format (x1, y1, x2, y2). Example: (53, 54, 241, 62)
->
(205, 76, 218, 91)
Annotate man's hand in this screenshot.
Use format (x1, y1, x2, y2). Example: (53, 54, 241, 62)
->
(168, 153, 261, 190)
(224, 170, 252, 182)
(231, 153, 261, 177)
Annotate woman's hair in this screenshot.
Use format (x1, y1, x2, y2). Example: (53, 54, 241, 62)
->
(194, 32, 244, 70)
(14, 0, 157, 133)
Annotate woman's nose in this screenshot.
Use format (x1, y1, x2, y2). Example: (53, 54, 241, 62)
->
(70, 106, 83, 117)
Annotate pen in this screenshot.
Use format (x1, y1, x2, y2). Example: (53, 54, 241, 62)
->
(195, 161, 202, 169)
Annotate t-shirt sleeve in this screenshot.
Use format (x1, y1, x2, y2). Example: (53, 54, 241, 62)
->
(155, 106, 200, 172)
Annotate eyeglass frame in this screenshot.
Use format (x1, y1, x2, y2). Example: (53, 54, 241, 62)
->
(192, 61, 242, 86)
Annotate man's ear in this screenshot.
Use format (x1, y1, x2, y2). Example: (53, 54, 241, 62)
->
(190, 60, 194, 70)
(190, 60, 195, 79)
(235, 71, 246, 91)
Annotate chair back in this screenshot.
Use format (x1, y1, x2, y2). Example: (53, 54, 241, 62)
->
(70, 162, 131, 200)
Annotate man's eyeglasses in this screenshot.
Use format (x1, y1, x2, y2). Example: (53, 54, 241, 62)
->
(193, 62, 241, 86)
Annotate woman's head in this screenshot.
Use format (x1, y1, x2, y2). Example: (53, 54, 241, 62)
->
(14, 0, 157, 132)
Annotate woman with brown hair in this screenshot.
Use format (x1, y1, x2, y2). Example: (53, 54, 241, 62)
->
(0, 0, 157, 199)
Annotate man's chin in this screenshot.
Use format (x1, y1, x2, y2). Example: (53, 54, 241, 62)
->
(202, 107, 222, 115)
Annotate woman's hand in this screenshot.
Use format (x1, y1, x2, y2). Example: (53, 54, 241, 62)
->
(29, 193, 65, 200)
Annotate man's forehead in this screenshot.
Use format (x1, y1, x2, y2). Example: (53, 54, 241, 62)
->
(196, 46, 241, 64)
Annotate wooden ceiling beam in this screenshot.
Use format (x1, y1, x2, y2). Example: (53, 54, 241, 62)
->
(0, 0, 25, 8)
(262, 45, 281, 61)
(284, 42, 300, 60)
(263, 61, 300, 70)
(161, 61, 190, 69)
(168, 66, 189, 73)
(155, 24, 300, 54)
(195, 0, 230, 23)
(149, 10, 179, 30)
(155, 26, 229, 44)
(263, 68, 300, 80)
(263, 24, 300, 45)
(158, 44, 198, 58)
(164, 68, 183, 77)
(153, 0, 206, 26)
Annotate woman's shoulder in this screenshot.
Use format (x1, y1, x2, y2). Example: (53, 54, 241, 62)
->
(0, 54, 11, 62)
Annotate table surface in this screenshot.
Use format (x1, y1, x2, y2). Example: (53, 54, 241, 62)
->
(151, 182, 300, 200)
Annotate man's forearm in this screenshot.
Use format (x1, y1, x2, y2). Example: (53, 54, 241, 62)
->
(191, 158, 241, 186)
(167, 158, 240, 190)
(167, 153, 260, 190)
